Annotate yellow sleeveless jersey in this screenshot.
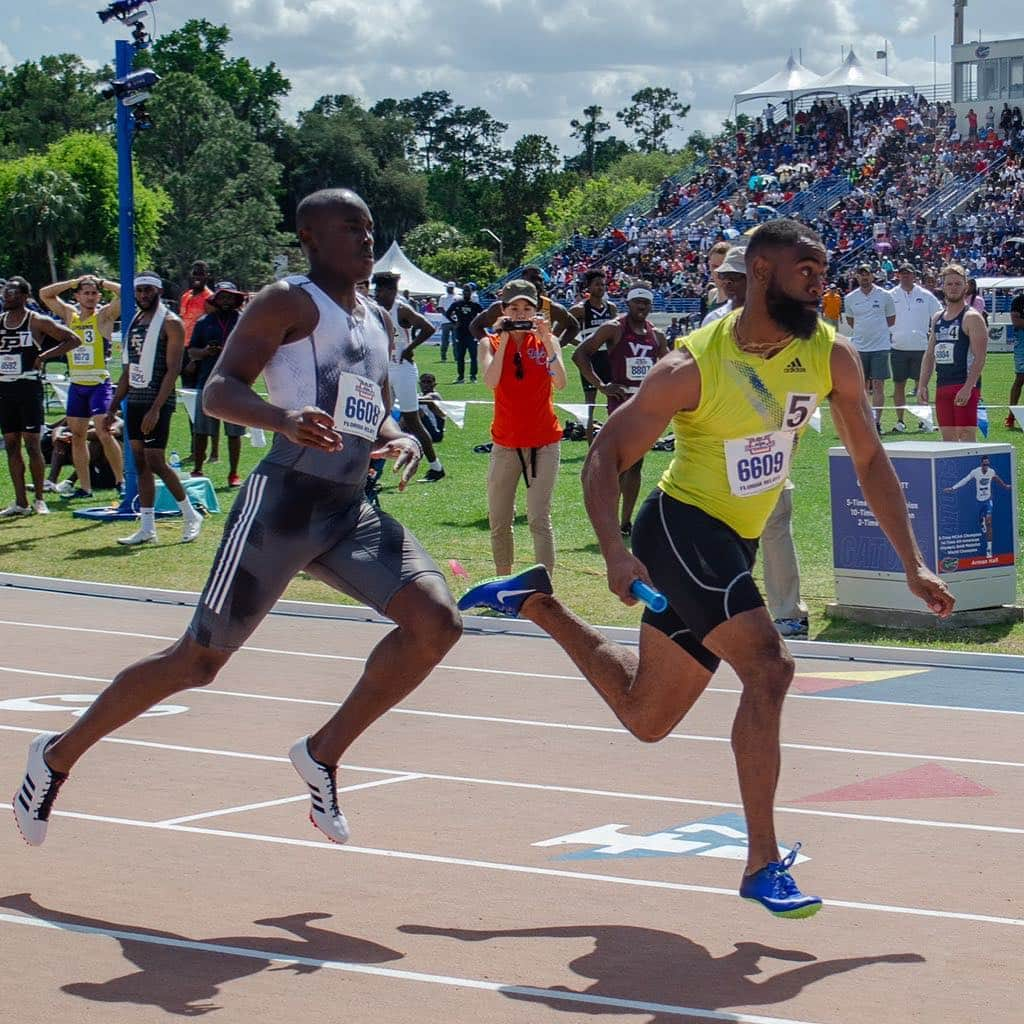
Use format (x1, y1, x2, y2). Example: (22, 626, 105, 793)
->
(658, 310, 834, 539)
(68, 309, 109, 386)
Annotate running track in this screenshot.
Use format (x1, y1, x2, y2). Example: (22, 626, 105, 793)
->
(1, 581, 1021, 1023)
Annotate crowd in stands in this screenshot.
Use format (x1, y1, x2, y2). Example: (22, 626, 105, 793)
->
(518, 93, 1024, 317)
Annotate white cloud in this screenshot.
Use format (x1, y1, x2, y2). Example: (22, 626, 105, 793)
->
(12, 0, 1024, 155)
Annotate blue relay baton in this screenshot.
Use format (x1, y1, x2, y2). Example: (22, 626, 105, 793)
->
(630, 580, 668, 613)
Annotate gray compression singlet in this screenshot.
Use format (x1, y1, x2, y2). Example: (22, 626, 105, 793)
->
(262, 276, 390, 485)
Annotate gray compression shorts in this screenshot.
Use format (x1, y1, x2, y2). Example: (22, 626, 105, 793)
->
(189, 462, 444, 651)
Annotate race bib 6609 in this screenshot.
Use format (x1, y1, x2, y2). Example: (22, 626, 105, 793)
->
(725, 430, 794, 497)
(334, 371, 384, 442)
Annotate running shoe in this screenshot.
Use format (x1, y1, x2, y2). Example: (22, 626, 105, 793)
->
(774, 617, 809, 639)
(33, 500, 50, 515)
(0, 503, 31, 517)
(739, 844, 822, 919)
(12, 732, 67, 847)
(228, 473, 242, 488)
(423, 468, 446, 482)
(289, 737, 350, 844)
(117, 527, 156, 546)
(1005, 413, 1016, 430)
(56, 480, 75, 496)
(43, 480, 58, 493)
(68, 488, 93, 499)
(181, 514, 203, 544)
(456, 564, 552, 617)
(892, 421, 907, 433)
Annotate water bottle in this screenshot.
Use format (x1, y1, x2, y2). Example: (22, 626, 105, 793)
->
(169, 450, 182, 473)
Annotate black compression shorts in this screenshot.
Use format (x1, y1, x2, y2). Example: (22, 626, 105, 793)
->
(630, 490, 764, 672)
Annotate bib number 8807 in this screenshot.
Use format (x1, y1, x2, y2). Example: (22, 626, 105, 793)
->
(344, 395, 378, 424)
(736, 451, 785, 482)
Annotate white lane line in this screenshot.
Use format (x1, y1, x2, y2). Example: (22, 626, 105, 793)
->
(17, 808, 1024, 928)
(2, 619, 1022, 717)
(156, 775, 423, 826)
(0, 673, 1019, 768)
(0, 724, 1021, 836)
(0, 912, 820, 1024)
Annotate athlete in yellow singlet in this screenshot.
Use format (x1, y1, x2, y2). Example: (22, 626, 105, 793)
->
(39, 274, 124, 496)
(457, 219, 954, 919)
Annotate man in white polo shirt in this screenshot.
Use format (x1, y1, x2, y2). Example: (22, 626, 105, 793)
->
(844, 264, 896, 432)
(888, 263, 941, 432)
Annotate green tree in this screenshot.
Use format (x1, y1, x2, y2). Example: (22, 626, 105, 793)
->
(603, 149, 693, 188)
(284, 93, 423, 244)
(687, 130, 713, 157)
(420, 246, 499, 288)
(436, 105, 509, 178)
(0, 134, 166, 286)
(524, 175, 649, 258)
(0, 55, 113, 158)
(393, 90, 454, 170)
(45, 133, 167, 270)
(136, 73, 284, 288)
(569, 105, 610, 175)
(144, 20, 290, 143)
(498, 134, 564, 260)
(7, 166, 84, 281)
(616, 87, 691, 153)
(403, 221, 465, 261)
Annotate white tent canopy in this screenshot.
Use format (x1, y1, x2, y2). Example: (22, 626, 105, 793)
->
(797, 49, 912, 97)
(975, 277, 1024, 290)
(734, 55, 822, 105)
(372, 241, 449, 296)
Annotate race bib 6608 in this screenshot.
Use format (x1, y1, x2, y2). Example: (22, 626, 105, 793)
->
(725, 430, 794, 497)
(334, 371, 384, 442)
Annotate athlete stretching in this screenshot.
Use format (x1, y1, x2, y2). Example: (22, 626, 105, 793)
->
(13, 189, 462, 848)
(458, 220, 954, 918)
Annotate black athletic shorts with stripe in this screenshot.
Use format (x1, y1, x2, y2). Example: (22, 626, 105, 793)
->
(630, 489, 764, 672)
(189, 462, 444, 651)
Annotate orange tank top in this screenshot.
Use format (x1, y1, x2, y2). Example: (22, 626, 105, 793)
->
(489, 332, 563, 449)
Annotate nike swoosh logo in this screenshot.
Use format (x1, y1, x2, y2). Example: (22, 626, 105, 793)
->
(496, 589, 533, 603)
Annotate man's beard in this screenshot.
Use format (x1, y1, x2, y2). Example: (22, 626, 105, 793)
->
(137, 296, 159, 312)
(765, 277, 819, 339)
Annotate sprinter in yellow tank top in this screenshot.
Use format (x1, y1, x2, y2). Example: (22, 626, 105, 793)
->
(39, 274, 124, 498)
(457, 220, 954, 919)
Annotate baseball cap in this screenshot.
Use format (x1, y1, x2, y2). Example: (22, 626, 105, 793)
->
(212, 280, 245, 300)
(500, 279, 539, 306)
(372, 271, 400, 283)
(856, 263, 873, 274)
(897, 262, 916, 273)
(718, 246, 748, 275)
(446, 281, 455, 288)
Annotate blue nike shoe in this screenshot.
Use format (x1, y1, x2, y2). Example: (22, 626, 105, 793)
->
(456, 564, 552, 617)
(739, 843, 822, 919)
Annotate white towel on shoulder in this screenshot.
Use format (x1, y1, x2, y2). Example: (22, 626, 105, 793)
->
(123, 303, 168, 387)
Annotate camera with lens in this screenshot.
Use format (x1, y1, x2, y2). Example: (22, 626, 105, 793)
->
(501, 319, 534, 331)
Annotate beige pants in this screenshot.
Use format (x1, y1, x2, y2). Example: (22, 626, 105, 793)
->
(487, 441, 560, 574)
(761, 483, 808, 622)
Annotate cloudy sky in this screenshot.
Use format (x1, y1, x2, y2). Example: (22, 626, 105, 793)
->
(8, 1, 1024, 155)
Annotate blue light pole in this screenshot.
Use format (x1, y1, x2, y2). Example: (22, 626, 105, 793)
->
(75, 25, 148, 520)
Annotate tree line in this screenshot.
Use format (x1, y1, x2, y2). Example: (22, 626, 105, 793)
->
(0, 20, 701, 292)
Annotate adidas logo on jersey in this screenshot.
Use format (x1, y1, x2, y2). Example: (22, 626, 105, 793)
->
(784, 357, 806, 373)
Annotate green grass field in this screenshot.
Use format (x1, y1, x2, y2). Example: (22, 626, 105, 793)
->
(3, 347, 1023, 653)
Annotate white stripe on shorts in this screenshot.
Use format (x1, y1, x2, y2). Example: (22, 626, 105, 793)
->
(204, 473, 267, 616)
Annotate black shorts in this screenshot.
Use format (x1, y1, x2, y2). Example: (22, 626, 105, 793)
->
(630, 490, 764, 672)
(580, 349, 611, 396)
(126, 401, 174, 449)
(0, 380, 44, 434)
(890, 349, 924, 383)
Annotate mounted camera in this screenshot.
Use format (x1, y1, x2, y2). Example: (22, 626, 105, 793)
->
(97, 0, 152, 24)
(98, 69, 160, 106)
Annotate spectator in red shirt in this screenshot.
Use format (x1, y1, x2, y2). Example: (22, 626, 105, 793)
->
(178, 261, 213, 348)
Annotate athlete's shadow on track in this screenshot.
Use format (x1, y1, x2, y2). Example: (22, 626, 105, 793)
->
(400, 923, 925, 1019)
(1, 893, 404, 1017)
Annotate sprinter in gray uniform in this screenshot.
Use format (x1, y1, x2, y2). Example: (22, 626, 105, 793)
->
(13, 189, 462, 850)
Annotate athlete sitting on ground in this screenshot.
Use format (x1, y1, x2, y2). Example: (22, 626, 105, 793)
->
(458, 219, 954, 919)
